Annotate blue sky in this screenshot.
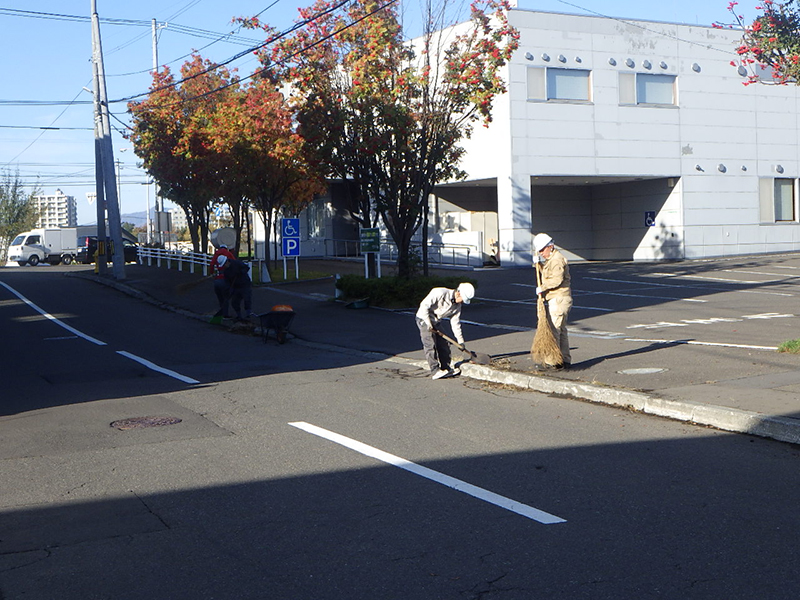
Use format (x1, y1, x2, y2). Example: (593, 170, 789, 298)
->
(0, 0, 746, 225)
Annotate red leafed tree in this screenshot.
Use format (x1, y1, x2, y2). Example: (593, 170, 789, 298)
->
(128, 55, 239, 252)
(208, 76, 326, 272)
(241, 0, 518, 277)
(720, 1, 800, 85)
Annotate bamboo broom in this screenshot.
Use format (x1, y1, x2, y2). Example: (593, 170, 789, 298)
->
(531, 262, 563, 367)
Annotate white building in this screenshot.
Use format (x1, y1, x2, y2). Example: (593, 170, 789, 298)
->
(431, 9, 800, 266)
(34, 189, 77, 229)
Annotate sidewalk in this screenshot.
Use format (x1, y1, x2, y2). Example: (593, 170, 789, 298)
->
(77, 260, 800, 446)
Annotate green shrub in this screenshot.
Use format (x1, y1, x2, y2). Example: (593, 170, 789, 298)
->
(336, 274, 478, 309)
(777, 339, 800, 354)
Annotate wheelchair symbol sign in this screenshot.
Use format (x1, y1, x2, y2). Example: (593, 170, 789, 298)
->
(644, 211, 656, 227)
(282, 218, 300, 237)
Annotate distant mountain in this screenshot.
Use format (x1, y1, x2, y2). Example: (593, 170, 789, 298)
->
(121, 211, 148, 228)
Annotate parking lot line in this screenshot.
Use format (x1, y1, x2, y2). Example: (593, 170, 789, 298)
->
(289, 421, 567, 525)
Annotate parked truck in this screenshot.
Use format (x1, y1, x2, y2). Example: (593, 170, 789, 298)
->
(7, 227, 78, 266)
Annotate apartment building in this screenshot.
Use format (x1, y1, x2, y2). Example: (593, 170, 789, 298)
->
(34, 189, 77, 229)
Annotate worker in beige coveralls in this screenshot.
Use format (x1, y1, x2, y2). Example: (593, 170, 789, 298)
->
(533, 233, 572, 369)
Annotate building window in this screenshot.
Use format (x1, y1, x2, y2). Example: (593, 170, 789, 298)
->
(760, 178, 797, 222)
(620, 72, 677, 106)
(774, 178, 795, 221)
(527, 67, 591, 102)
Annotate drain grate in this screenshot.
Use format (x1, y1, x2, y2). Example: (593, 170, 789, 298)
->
(111, 416, 182, 430)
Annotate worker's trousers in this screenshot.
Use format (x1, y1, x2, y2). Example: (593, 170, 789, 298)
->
(547, 295, 572, 365)
(416, 318, 451, 374)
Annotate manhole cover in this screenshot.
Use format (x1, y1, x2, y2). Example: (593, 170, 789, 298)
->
(617, 368, 667, 375)
(111, 416, 182, 430)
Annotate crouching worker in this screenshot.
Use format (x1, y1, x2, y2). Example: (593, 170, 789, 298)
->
(415, 282, 475, 380)
(222, 257, 255, 321)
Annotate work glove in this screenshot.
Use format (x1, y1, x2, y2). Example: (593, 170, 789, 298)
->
(535, 286, 543, 296)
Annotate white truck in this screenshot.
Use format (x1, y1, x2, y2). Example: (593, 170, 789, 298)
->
(7, 227, 78, 266)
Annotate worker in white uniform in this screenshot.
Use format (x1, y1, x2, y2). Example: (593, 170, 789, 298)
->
(415, 282, 475, 379)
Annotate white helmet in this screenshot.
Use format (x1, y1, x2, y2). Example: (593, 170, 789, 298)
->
(457, 282, 475, 304)
(533, 233, 553, 252)
(217, 255, 228, 267)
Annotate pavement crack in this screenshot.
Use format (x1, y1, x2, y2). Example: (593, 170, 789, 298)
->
(130, 490, 170, 530)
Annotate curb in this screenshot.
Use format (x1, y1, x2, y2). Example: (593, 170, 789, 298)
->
(458, 363, 800, 446)
(72, 271, 800, 447)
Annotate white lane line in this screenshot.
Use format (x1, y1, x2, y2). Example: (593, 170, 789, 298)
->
(117, 351, 200, 384)
(578, 289, 706, 303)
(0, 281, 199, 383)
(585, 276, 793, 297)
(0, 280, 106, 345)
(721, 269, 800, 279)
(289, 421, 566, 525)
(628, 338, 778, 351)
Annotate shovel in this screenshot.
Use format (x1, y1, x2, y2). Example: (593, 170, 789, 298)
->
(433, 329, 492, 365)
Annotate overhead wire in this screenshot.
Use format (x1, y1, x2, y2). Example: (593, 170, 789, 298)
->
(2, 87, 90, 168)
(111, 0, 357, 106)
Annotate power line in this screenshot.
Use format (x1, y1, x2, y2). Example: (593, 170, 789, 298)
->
(113, 0, 357, 106)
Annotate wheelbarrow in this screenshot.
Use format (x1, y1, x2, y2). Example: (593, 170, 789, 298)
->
(259, 305, 295, 344)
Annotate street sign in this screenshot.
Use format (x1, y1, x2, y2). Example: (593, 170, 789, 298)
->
(360, 228, 380, 253)
(282, 218, 300, 238)
(281, 217, 300, 257)
(282, 237, 300, 257)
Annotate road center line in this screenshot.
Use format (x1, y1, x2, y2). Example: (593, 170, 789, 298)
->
(117, 351, 200, 384)
(0, 280, 106, 345)
(289, 421, 566, 525)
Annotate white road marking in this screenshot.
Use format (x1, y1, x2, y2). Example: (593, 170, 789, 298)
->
(628, 312, 794, 331)
(289, 421, 566, 525)
(0, 280, 199, 384)
(721, 269, 800, 279)
(117, 351, 200, 384)
(578, 289, 706, 303)
(586, 276, 793, 297)
(0, 281, 106, 345)
(629, 338, 778, 351)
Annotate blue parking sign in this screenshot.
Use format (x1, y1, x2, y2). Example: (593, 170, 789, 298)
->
(283, 237, 300, 256)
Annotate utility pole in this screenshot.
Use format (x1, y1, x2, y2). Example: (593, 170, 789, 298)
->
(151, 16, 164, 246)
(90, 53, 107, 275)
(91, 0, 125, 279)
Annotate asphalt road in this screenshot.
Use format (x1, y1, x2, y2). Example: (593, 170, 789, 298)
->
(1, 266, 799, 599)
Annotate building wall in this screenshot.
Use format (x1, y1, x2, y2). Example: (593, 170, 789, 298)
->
(449, 9, 800, 265)
(34, 189, 77, 229)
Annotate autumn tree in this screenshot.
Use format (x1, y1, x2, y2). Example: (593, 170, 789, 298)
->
(721, 1, 800, 84)
(243, 0, 518, 278)
(0, 170, 38, 262)
(128, 55, 240, 252)
(208, 76, 326, 272)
